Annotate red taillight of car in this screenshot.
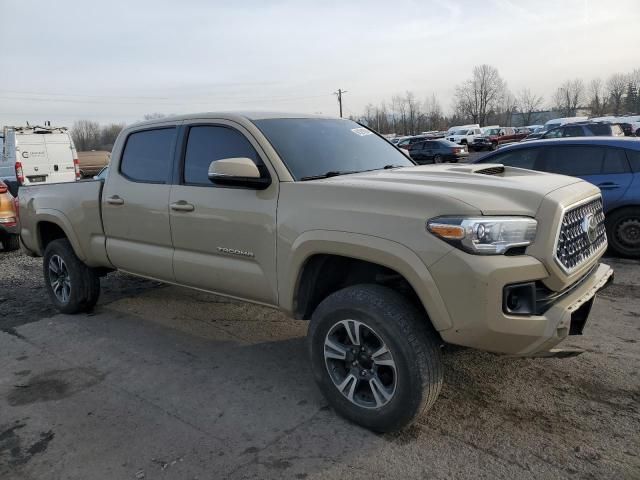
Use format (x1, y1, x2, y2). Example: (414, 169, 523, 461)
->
(74, 159, 80, 180)
(15, 162, 25, 185)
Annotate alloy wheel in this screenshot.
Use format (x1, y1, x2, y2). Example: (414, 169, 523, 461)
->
(48, 254, 71, 304)
(324, 319, 397, 409)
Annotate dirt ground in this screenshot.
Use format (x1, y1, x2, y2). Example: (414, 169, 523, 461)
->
(1, 250, 638, 479)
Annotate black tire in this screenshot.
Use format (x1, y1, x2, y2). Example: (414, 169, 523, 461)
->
(2, 234, 20, 251)
(606, 207, 640, 258)
(308, 284, 443, 432)
(490, 142, 498, 151)
(433, 154, 443, 163)
(43, 239, 101, 314)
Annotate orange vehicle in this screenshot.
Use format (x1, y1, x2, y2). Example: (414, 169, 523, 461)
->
(0, 180, 19, 251)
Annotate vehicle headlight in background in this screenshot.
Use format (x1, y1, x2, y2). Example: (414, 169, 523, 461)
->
(427, 216, 537, 254)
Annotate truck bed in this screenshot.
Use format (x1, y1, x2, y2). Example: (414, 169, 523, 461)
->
(19, 180, 112, 268)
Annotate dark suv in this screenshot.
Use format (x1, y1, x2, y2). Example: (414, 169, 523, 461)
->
(541, 122, 625, 139)
(474, 137, 640, 257)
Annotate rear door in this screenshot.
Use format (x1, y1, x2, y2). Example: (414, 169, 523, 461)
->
(16, 134, 49, 184)
(102, 125, 177, 281)
(43, 133, 76, 183)
(540, 145, 633, 208)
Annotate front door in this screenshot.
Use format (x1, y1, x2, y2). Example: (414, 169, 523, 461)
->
(169, 121, 279, 305)
(102, 125, 178, 281)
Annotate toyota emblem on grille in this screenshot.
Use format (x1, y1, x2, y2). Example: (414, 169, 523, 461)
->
(582, 213, 598, 244)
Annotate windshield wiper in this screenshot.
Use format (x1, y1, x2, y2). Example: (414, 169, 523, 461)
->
(300, 170, 359, 181)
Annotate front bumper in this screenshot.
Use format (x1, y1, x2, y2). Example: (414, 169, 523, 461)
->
(430, 250, 613, 356)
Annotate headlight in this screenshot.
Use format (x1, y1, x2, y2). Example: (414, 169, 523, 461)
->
(427, 216, 537, 255)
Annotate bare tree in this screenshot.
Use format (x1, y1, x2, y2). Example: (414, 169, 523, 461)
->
(553, 79, 585, 117)
(405, 91, 421, 135)
(100, 123, 126, 149)
(516, 88, 544, 125)
(423, 94, 444, 131)
(454, 65, 506, 126)
(606, 73, 627, 115)
(72, 120, 101, 151)
(588, 79, 608, 117)
(393, 94, 408, 135)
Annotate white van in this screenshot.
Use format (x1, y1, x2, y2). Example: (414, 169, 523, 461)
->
(543, 116, 588, 132)
(2, 125, 79, 186)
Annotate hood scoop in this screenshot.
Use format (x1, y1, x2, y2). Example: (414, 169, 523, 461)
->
(445, 164, 505, 176)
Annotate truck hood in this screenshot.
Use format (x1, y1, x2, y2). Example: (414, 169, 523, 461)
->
(320, 164, 586, 216)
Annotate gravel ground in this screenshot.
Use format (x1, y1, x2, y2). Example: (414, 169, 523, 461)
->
(1, 249, 639, 479)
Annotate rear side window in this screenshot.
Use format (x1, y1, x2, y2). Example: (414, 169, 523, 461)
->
(543, 146, 604, 176)
(585, 124, 611, 136)
(603, 148, 630, 174)
(120, 128, 176, 183)
(183, 125, 262, 186)
(625, 149, 640, 173)
(563, 126, 584, 137)
(482, 148, 539, 169)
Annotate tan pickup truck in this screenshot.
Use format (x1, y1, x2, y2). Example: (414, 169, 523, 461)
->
(19, 112, 614, 432)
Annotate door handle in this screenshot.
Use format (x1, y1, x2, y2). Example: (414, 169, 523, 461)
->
(106, 195, 124, 205)
(170, 201, 195, 212)
(597, 182, 620, 190)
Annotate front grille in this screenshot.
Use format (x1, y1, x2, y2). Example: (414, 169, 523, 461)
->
(555, 197, 606, 272)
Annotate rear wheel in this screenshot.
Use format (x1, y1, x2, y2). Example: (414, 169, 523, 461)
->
(433, 154, 443, 163)
(308, 284, 443, 432)
(606, 208, 640, 258)
(1, 234, 20, 251)
(43, 239, 101, 314)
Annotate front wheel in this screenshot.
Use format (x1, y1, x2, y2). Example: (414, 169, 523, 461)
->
(307, 284, 443, 432)
(43, 239, 101, 314)
(606, 208, 640, 258)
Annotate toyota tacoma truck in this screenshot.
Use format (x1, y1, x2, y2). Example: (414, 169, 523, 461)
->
(18, 113, 614, 432)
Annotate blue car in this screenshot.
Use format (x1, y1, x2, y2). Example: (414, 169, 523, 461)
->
(474, 137, 640, 258)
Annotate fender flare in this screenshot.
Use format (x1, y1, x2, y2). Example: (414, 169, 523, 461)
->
(32, 209, 87, 261)
(280, 230, 452, 331)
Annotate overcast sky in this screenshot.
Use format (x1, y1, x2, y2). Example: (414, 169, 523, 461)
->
(0, 0, 638, 127)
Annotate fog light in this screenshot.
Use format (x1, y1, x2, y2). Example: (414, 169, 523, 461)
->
(503, 282, 536, 315)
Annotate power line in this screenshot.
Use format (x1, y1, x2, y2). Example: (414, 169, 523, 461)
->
(333, 89, 347, 118)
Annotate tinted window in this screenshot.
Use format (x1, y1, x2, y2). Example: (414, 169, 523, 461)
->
(183, 126, 262, 186)
(253, 119, 414, 180)
(563, 126, 584, 137)
(483, 148, 538, 169)
(544, 128, 563, 138)
(603, 148, 630, 174)
(626, 149, 640, 172)
(543, 146, 604, 176)
(586, 124, 611, 136)
(121, 128, 175, 183)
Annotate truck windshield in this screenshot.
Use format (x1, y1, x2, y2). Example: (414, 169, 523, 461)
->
(253, 118, 414, 181)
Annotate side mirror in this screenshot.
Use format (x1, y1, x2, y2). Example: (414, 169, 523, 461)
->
(208, 157, 271, 190)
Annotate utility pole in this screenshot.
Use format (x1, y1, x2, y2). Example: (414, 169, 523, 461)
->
(334, 89, 347, 118)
